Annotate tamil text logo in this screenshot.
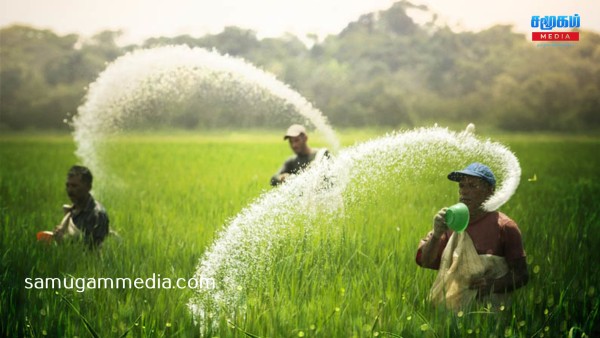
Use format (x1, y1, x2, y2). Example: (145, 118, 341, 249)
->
(531, 15, 580, 42)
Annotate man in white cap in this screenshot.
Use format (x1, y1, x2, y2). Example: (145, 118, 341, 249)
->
(270, 124, 329, 186)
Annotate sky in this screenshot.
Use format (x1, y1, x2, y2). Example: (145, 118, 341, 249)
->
(1, 0, 598, 45)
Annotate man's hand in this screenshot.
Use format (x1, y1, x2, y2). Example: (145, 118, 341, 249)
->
(278, 173, 290, 183)
(433, 208, 448, 238)
(53, 226, 65, 242)
(469, 277, 494, 298)
(469, 257, 529, 297)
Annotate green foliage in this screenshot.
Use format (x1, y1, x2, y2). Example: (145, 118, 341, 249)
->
(1, 131, 599, 337)
(1, 2, 599, 131)
(0, 26, 123, 130)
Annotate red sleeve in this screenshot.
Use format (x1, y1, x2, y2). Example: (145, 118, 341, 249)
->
(501, 219, 526, 262)
(415, 231, 448, 270)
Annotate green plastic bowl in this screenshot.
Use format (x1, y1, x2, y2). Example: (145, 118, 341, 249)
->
(445, 203, 470, 232)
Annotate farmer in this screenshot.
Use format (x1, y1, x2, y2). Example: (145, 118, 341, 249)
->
(270, 124, 329, 186)
(53, 165, 109, 249)
(415, 162, 528, 305)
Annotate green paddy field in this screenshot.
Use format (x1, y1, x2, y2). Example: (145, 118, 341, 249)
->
(1, 130, 598, 337)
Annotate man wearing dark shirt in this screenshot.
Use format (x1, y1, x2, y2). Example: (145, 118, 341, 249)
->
(54, 165, 109, 249)
(270, 124, 329, 186)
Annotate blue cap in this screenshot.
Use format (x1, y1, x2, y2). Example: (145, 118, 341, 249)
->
(448, 162, 496, 187)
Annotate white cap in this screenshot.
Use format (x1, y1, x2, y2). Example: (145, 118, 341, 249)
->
(283, 124, 307, 140)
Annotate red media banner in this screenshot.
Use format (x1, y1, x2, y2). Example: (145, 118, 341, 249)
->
(532, 32, 579, 41)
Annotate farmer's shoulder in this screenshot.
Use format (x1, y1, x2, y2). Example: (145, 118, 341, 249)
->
(497, 211, 520, 231)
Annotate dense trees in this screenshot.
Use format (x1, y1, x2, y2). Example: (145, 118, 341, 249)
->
(1, 2, 598, 131)
(1, 26, 123, 129)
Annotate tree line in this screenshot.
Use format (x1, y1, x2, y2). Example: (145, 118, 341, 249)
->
(1, 1, 599, 131)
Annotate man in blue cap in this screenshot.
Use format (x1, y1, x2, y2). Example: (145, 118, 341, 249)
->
(416, 162, 528, 300)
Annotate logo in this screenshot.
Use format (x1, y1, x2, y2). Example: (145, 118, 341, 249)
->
(531, 15, 580, 43)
